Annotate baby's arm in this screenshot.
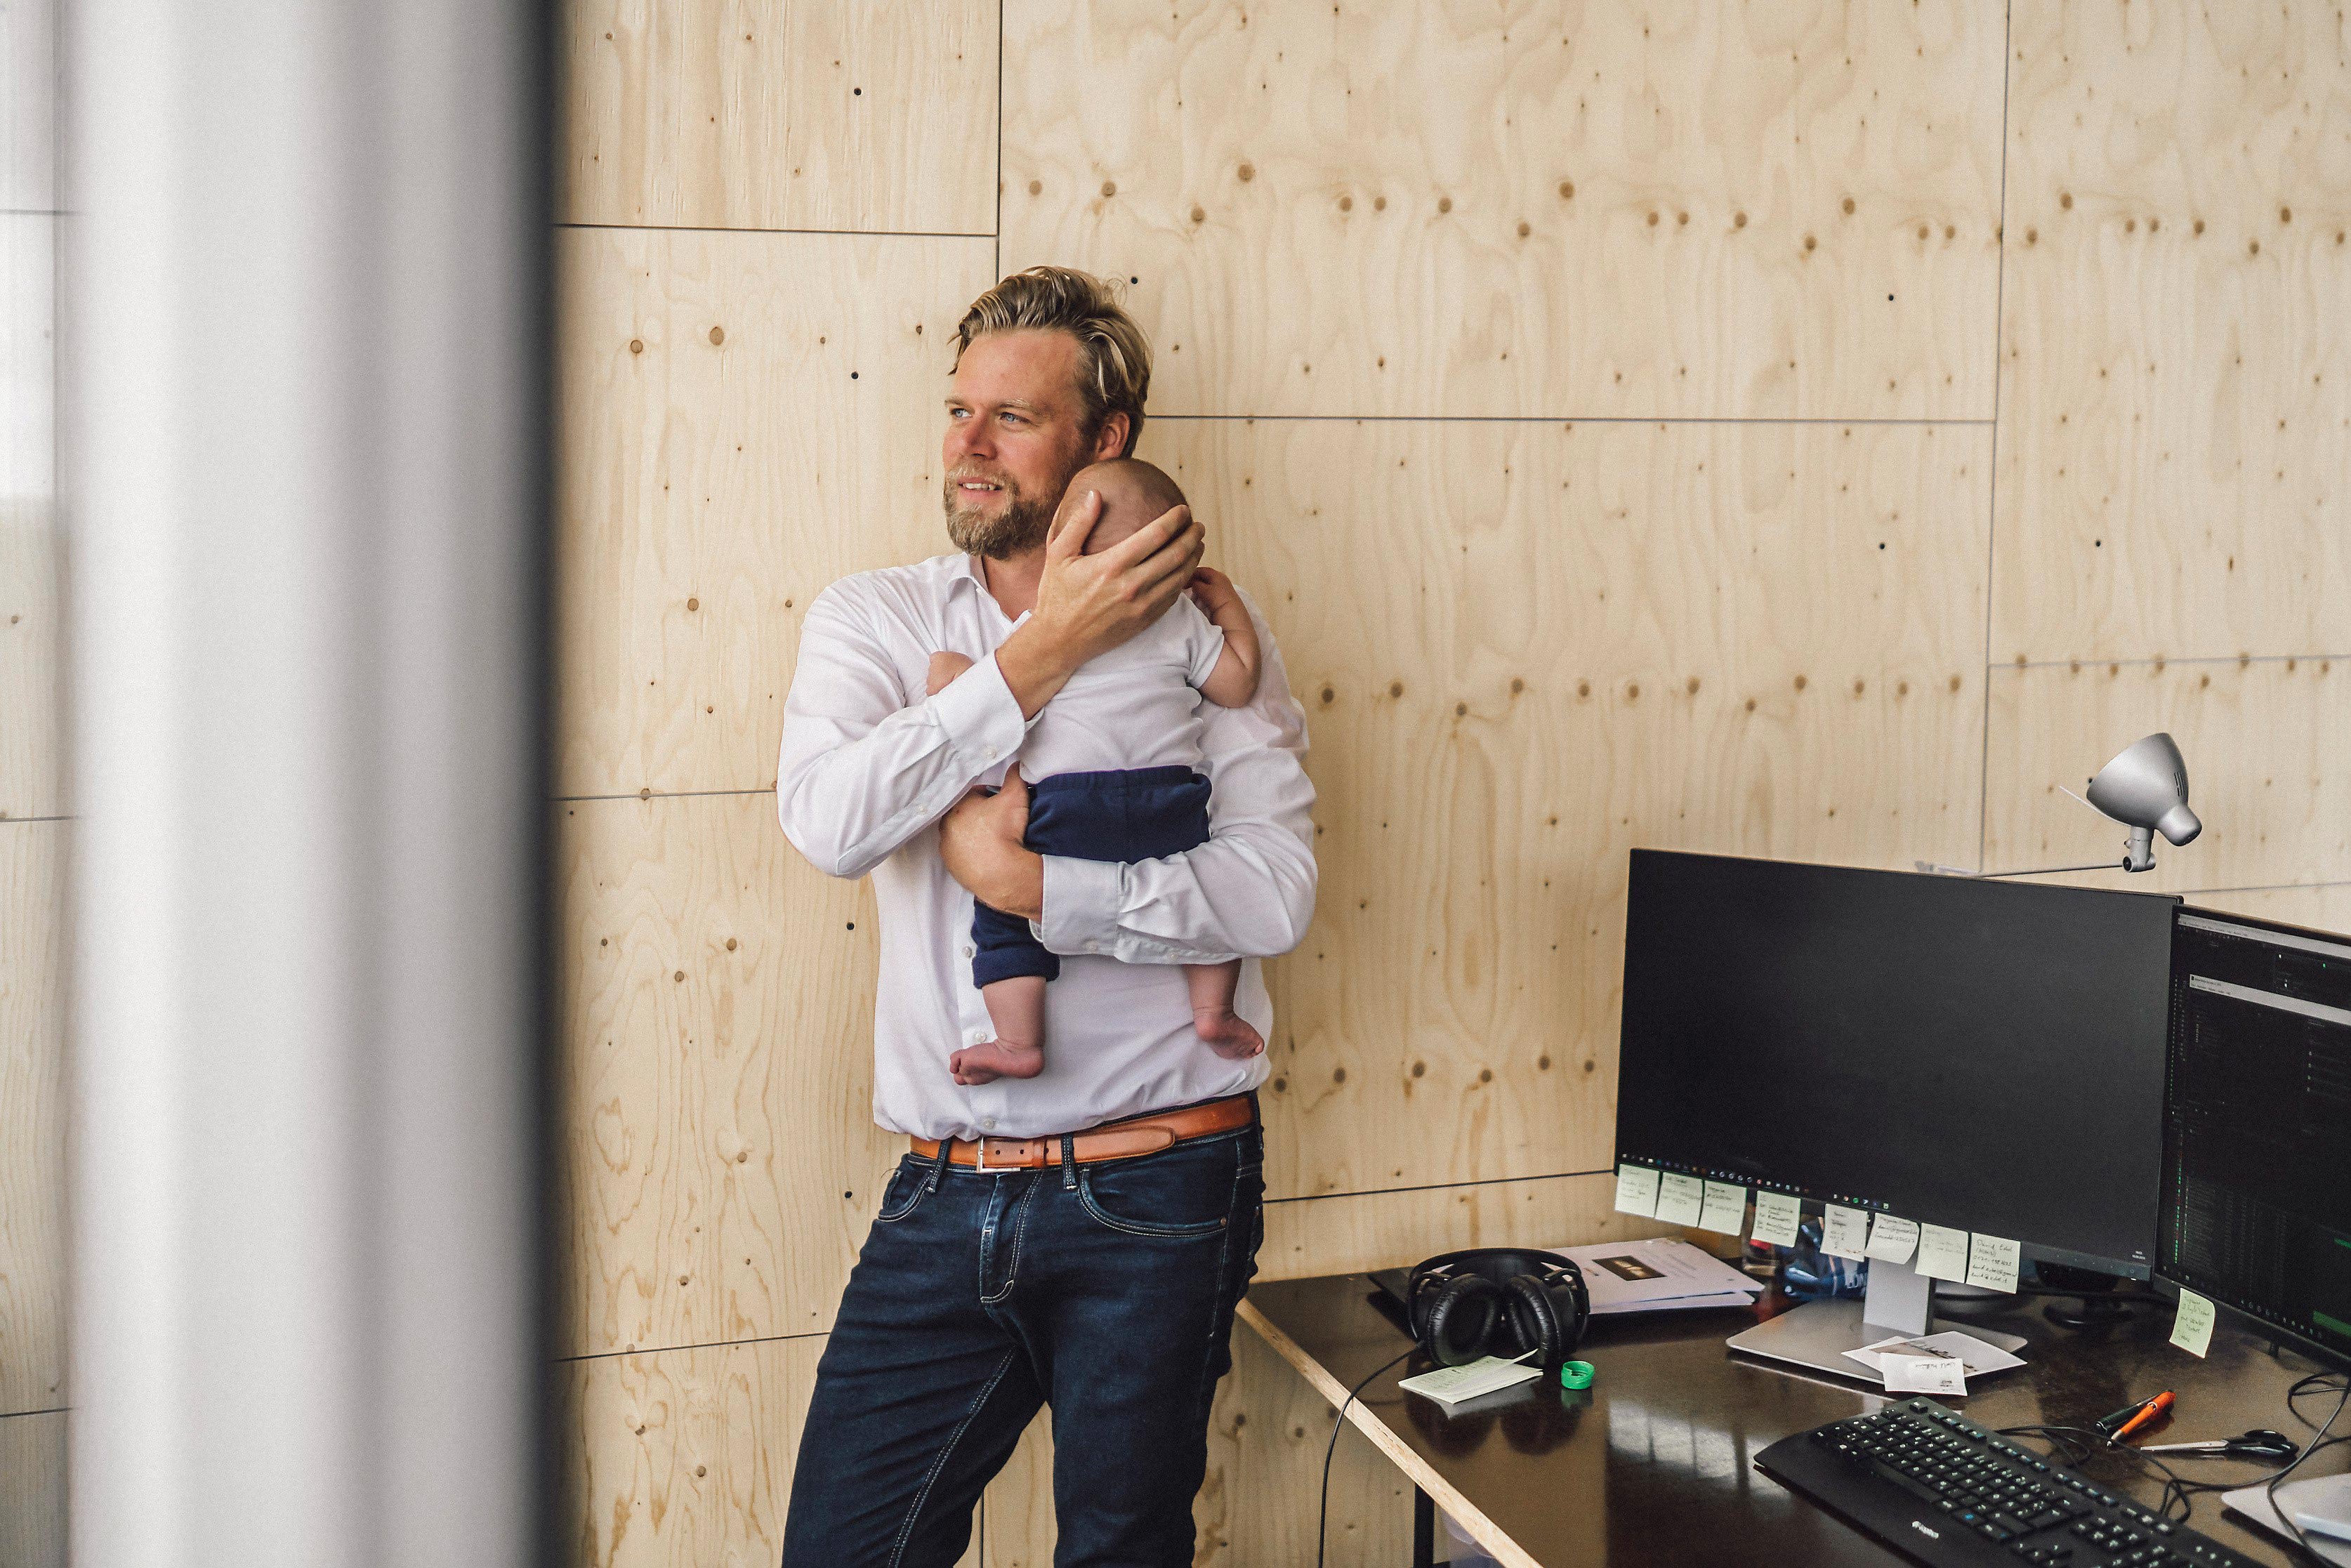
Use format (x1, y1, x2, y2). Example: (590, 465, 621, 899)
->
(927, 651, 975, 697)
(1188, 568, 1262, 709)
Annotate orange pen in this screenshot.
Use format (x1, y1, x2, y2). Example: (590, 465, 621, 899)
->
(2114, 1390, 2175, 1442)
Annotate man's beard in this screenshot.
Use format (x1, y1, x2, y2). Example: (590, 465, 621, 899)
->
(943, 468, 1062, 560)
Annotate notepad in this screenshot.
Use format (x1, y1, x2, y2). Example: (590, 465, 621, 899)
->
(1916, 1223, 1970, 1282)
(1749, 1190, 1803, 1248)
(1965, 1232, 2021, 1294)
(1864, 1213, 1920, 1265)
(2169, 1289, 2217, 1358)
(1614, 1164, 1661, 1219)
(1698, 1180, 1749, 1236)
(1654, 1172, 1706, 1227)
(1398, 1353, 1542, 1406)
(1822, 1204, 1871, 1260)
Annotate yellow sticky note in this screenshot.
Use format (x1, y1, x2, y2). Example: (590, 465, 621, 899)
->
(1916, 1224, 1970, 1282)
(1750, 1190, 1803, 1249)
(2169, 1289, 2218, 1359)
(1698, 1180, 1749, 1235)
(1655, 1173, 1706, 1227)
(1864, 1214, 1921, 1265)
(1822, 1204, 1871, 1260)
(1614, 1164, 1661, 1218)
(1965, 1233, 2022, 1294)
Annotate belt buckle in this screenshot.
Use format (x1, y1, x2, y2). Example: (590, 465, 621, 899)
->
(973, 1135, 999, 1172)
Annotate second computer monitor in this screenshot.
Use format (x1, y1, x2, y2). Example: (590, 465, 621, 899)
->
(1615, 850, 2178, 1277)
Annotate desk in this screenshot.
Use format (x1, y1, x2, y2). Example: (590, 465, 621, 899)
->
(1239, 1276, 2348, 1567)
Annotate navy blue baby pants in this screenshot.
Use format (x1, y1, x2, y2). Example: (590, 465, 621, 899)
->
(970, 765, 1211, 987)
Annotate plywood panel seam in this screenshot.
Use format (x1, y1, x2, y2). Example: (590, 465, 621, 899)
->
(1975, 0, 2022, 876)
(0, 815, 70, 826)
(553, 786, 770, 805)
(0, 1406, 66, 1422)
(557, 220, 996, 240)
(1996, 653, 2351, 673)
(1265, 1166, 1614, 1208)
(553, 1326, 830, 1367)
(1152, 414, 1993, 428)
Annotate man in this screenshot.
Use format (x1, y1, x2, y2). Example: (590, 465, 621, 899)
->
(774, 266, 1317, 1564)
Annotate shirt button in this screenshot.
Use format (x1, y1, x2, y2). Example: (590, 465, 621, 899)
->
(982, 746, 999, 760)
(980, 1117, 996, 1131)
(1086, 941, 1101, 954)
(961, 944, 975, 958)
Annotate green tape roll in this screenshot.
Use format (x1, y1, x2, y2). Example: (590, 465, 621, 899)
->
(1559, 1360, 1595, 1391)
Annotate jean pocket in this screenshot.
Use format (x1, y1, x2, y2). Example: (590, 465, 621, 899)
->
(874, 1157, 930, 1224)
(1076, 1140, 1237, 1239)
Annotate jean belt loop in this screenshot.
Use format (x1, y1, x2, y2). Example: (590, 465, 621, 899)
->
(1061, 1133, 1079, 1190)
(928, 1136, 953, 1193)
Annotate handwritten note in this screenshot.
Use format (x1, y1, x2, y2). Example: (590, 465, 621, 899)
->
(1399, 1354, 1542, 1405)
(1822, 1204, 1872, 1260)
(1916, 1224, 1970, 1282)
(1965, 1233, 2022, 1294)
(1750, 1190, 1803, 1249)
(1864, 1214, 1921, 1265)
(1881, 1353, 1968, 1397)
(1614, 1164, 1661, 1219)
(1655, 1173, 1706, 1227)
(2169, 1289, 2218, 1358)
(1698, 1180, 1749, 1236)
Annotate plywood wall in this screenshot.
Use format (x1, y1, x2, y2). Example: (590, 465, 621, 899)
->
(555, 3, 2351, 1562)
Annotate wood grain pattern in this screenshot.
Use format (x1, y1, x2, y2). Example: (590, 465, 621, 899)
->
(0, 501, 62, 822)
(557, 793, 904, 1359)
(1258, 1171, 1675, 1286)
(1994, 0, 2351, 663)
(0, 1412, 65, 1568)
(562, 1336, 981, 1568)
(561, 0, 997, 234)
(1001, 0, 2006, 421)
(1983, 657, 2351, 895)
(555, 226, 996, 798)
(1151, 416, 1989, 1199)
(0, 822, 65, 1418)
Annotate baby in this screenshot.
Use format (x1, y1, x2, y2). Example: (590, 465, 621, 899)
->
(927, 458, 1265, 1086)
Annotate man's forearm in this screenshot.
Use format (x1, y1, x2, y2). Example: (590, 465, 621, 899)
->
(992, 619, 1083, 719)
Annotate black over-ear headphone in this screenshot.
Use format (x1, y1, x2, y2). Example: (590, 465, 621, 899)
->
(1404, 1249, 1591, 1373)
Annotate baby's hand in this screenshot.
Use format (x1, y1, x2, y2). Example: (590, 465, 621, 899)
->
(926, 651, 975, 696)
(1188, 567, 1242, 616)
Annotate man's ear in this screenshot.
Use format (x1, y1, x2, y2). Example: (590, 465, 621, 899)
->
(1090, 410, 1131, 462)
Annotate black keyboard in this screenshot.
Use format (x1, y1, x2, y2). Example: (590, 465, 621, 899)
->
(1755, 1398, 2262, 1567)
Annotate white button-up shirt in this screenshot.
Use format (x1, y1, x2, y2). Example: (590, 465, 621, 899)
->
(777, 552, 1317, 1141)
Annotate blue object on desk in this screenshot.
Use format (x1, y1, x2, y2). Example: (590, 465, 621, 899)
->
(1776, 1217, 1866, 1302)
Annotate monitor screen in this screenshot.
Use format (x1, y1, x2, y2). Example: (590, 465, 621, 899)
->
(1614, 850, 2178, 1276)
(2158, 908, 2351, 1372)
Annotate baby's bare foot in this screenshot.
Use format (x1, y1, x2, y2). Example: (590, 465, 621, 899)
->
(1193, 1008, 1264, 1061)
(927, 651, 975, 697)
(949, 1039, 1044, 1085)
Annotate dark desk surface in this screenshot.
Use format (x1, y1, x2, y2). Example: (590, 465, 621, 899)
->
(1239, 1276, 2350, 1568)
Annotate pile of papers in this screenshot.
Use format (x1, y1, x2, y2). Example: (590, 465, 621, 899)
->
(1553, 1237, 1764, 1317)
(1841, 1331, 2026, 1397)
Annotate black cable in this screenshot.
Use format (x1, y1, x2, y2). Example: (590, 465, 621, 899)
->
(1315, 1348, 1414, 1568)
(2262, 1376, 2351, 1564)
(1996, 1423, 2203, 1522)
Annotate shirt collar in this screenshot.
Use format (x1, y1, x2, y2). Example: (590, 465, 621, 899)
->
(947, 552, 987, 597)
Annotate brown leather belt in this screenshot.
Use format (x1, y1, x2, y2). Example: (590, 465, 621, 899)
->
(912, 1094, 1254, 1171)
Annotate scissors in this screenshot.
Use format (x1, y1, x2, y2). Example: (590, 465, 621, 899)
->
(2138, 1428, 2300, 1460)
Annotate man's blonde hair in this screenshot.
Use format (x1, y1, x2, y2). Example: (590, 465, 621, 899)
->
(951, 266, 1152, 454)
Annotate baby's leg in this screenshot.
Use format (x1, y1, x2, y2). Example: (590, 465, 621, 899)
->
(927, 651, 974, 696)
(1184, 959, 1263, 1060)
(949, 977, 1047, 1084)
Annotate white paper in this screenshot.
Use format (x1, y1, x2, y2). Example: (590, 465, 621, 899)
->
(1843, 1331, 2027, 1381)
(1821, 1204, 1871, 1260)
(1916, 1223, 1970, 1282)
(1965, 1232, 2022, 1294)
(1697, 1180, 1749, 1236)
(1557, 1238, 1761, 1312)
(1614, 1164, 1661, 1218)
(1588, 1290, 1757, 1317)
(1749, 1190, 1803, 1249)
(1881, 1353, 1968, 1397)
(1654, 1172, 1706, 1227)
(1397, 1353, 1542, 1405)
(1864, 1213, 1920, 1265)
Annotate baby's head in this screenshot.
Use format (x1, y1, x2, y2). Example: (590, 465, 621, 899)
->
(1051, 458, 1187, 555)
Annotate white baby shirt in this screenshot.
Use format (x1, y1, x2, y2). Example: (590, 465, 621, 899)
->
(1014, 595, 1227, 779)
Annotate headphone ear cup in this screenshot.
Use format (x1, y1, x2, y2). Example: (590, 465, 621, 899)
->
(1423, 1274, 1504, 1366)
(1503, 1274, 1562, 1372)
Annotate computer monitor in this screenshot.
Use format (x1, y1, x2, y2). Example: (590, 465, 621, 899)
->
(1614, 850, 2179, 1378)
(2158, 906, 2351, 1373)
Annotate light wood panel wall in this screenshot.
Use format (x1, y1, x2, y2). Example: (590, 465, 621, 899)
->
(557, 2, 2351, 1564)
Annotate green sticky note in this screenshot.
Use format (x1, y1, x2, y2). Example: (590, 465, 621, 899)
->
(1614, 1164, 1661, 1219)
(1655, 1173, 1706, 1227)
(2169, 1289, 2218, 1358)
(1750, 1190, 1803, 1249)
(1698, 1180, 1749, 1235)
(1965, 1233, 2021, 1294)
(1916, 1223, 1970, 1282)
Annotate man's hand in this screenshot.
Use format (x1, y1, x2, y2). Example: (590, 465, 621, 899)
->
(938, 765, 1044, 921)
(994, 490, 1206, 717)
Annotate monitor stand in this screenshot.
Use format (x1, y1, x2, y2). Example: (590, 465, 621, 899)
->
(1725, 1257, 2027, 1383)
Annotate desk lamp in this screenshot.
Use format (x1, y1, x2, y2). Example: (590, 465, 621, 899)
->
(1919, 732, 2201, 880)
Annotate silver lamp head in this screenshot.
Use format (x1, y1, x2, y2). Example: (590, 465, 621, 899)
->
(2085, 732, 2201, 872)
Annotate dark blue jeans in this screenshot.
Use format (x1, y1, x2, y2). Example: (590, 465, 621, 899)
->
(971, 767, 1213, 987)
(779, 1112, 1266, 1567)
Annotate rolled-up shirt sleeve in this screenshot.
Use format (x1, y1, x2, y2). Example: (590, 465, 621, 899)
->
(777, 586, 1031, 880)
(1036, 588, 1317, 963)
